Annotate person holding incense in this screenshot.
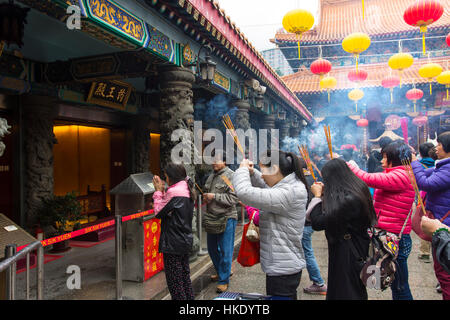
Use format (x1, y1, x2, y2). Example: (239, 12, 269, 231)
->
(410, 131, 450, 300)
(152, 163, 196, 300)
(345, 140, 416, 300)
(308, 158, 376, 300)
(232, 150, 308, 300)
(203, 151, 239, 294)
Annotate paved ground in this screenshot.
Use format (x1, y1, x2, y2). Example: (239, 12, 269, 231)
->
(11, 221, 441, 300)
(196, 229, 442, 300)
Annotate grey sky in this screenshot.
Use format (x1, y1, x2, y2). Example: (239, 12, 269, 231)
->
(217, 0, 320, 52)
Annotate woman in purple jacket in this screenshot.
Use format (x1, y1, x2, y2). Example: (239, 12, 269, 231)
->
(411, 131, 450, 300)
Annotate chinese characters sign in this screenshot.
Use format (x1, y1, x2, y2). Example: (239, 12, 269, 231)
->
(144, 218, 164, 280)
(87, 80, 132, 110)
(87, 0, 147, 45)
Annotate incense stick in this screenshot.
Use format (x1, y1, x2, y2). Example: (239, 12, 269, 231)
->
(221, 175, 235, 192)
(401, 158, 426, 215)
(323, 125, 333, 158)
(222, 114, 245, 156)
(298, 145, 317, 182)
(194, 182, 204, 195)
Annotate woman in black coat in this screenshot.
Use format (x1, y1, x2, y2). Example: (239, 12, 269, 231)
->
(308, 158, 377, 300)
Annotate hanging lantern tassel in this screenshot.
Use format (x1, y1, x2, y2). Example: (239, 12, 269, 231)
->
(390, 88, 394, 104)
(414, 102, 416, 113)
(362, 0, 365, 21)
(355, 54, 359, 71)
(430, 81, 432, 95)
(417, 127, 420, 150)
(446, 85, 449, 101)
(297, 34, 302, 60)
(328, 90, 330, 103)
(420, 26, 427, 56)
(355, 102, 358, 113)
(399, 70, 403, 88)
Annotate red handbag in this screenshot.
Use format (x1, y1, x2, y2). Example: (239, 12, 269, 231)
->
(237, 223, 260, 267)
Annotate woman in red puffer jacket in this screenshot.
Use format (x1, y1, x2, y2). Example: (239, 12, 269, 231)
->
(346, 140, 415, 301)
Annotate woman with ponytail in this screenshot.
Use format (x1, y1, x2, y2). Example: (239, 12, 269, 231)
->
(152, 162, 196, 300)
(232, 150, 309, 300)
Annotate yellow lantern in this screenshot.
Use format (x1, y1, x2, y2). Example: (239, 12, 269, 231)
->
(342, 32, 371, 71)
(348, 89, 364, 113)
(437, 70, 450, 101)
(320, 75, 337, 103)
(388, 52, 414, 88)
(282, 9, 314, 60)
(419, 63, 443, 95)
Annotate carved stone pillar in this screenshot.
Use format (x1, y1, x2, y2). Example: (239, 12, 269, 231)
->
(22, 95, 57, 227)
(290, 126, 302, 138)
(279, 121, 291, 141)
(262, 114, 278, 150)
(234, 99, 251, 131)
(131, 116, 150, 174)
(0, 117, 11, 157)
(159, 65, 199, 261)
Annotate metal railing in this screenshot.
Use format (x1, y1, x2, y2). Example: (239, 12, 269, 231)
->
(0, 236, 44, 300)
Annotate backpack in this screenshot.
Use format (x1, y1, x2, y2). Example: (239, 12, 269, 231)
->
(347, 204, 414, 291)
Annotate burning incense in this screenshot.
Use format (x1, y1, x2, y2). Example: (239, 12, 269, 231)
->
(401, 158, 427, 215)
(222, 114, 245, 156)
(323, 125, 333, 158)
(298, 145, 317, 182)
(221, 175, 235, 192)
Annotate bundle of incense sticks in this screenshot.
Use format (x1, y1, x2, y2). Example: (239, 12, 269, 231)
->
(221, 175, 235, 192)
(298, 145, 317, 182)
(323, 125, 333, 158)
(401, 158, 427, 215)
(195, 182, 204, 195)
(222, 114, 245, 156)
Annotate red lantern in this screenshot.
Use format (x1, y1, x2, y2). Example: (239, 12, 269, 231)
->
(348, 69, 368, 83)
(446, 32, 450, 47)
(413, 115, 428, 128)
(310, 58, 332, 79)
(357, 119, 369, 127)
(403, 0, 444, 55)
(406, 88, 424, 113)
(382, 75, 400, 103)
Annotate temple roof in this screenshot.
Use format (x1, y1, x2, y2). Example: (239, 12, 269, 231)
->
(282, 56, 449, 94)
(273, 0, 450, 44)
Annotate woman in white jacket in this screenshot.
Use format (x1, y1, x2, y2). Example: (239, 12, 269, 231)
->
(232, 150, 309, 300)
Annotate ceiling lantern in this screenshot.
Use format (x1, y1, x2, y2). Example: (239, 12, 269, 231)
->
(282, 9, 314, 60)
(446, 32, 450, 47)
(381, 75, 400, 103)
(418, 62, 443, 95)
(357, 118, 369, 127)
(310, 58, 332, 80)
(412, 115, 428, 128)
(436, 70, 450, 101)
(348, 69, 368, 83)
(342, 32, 371, 71)
(348, 88, 364, 113)
(388, 52, 414, 88)
(403, 0, 444, 56)
(320, 75, 337, 103)
(406, 88, 424, 113)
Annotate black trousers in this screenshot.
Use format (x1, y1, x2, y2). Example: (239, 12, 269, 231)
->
(163, 253, 195, 300)
(266, 271, 302, 300)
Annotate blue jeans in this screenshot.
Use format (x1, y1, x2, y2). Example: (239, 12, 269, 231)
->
(391, 234, 413, 300)
(207, 218, 237, 285)
(302, 225, 325, 286)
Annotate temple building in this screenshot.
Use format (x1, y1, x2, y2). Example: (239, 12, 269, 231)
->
(0, 0, 312, 233)
(272, 0, 449, 150)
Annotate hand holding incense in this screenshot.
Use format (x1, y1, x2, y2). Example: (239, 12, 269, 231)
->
(401, 158, 426, 215)
(299, 145, 317, 182)
(221, 175, 235, 192)
(222, 114, 245, 157)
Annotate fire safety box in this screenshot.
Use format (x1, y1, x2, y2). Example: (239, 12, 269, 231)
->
(110, 173, 164, 282)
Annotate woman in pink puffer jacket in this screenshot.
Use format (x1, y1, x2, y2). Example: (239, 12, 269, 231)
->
(346, 141, 415, 300)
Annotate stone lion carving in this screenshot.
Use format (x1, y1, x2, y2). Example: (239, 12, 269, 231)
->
(0, 117, 11, 157)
